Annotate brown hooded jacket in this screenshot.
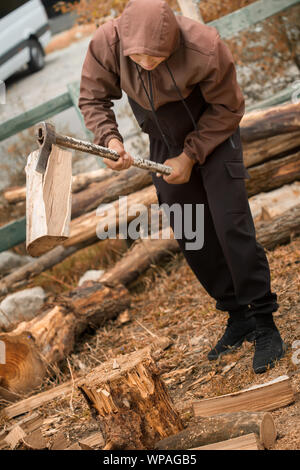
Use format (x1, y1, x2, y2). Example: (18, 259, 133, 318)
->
(78, 0, 245, 164)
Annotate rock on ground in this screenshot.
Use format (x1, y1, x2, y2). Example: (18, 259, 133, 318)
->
(0, 286, 46, 331)
(0, 251, 33, 276)
(78, 270, 105, 287)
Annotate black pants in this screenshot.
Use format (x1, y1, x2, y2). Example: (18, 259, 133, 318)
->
(128, 88, 279, 317)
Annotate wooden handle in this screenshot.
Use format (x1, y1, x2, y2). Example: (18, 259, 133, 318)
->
(55, 133, 172, 176)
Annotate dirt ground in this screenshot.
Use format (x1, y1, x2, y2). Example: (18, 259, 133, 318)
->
(0, 232, 299, 450)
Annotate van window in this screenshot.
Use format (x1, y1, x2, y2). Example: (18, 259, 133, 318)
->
(0, 0, 30, 19)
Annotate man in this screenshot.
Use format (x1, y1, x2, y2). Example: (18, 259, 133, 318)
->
(79, 0, 286, 373)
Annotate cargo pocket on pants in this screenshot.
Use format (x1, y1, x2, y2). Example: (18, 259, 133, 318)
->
(224, 161, 251, 180)
(224, 160, 250, 214)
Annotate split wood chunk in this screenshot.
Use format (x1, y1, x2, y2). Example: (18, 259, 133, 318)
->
(78, 347, 183, 450)
(192, 376, 294, 417)
(78, 432, 105, 450)
(19, 429, 48, 450)
(50, 431, 70, 450)
(191, 433, 260, 451)
(0, 332, 46, 395)
(155, 411, 276, 450)
(66, 442, 82, 450)
(26, 146, 72, 257)
(4, 425, 26, 449)
(0, 412, 43, 449)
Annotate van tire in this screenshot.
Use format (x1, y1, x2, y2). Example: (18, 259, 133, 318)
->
(28, 39, 45, 73)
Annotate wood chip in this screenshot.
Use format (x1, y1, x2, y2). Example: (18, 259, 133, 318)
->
(188, 371, 216, 388)
(4, 425, 26, 449)
(79, 432, 104, 449)
(221, 362, 237, 376)
(21, 429, 47, 450)
(112, 359, 120, 369)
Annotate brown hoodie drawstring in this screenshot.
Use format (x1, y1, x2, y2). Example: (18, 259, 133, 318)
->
(135, 61, 198, 154)
(135, 63, 172, 153)
(164, 61, 198, 132)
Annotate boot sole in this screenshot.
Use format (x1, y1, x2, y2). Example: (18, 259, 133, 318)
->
(253, 341, 287, 374)
(208, 331, 256, 361)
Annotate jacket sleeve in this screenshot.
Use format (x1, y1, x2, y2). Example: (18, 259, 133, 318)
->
(183, 33, 245, 164)
(78, 26, 123, 148)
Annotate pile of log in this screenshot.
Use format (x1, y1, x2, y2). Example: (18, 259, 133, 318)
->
(0, 102, 299, 297)
(0, 345, 295, 450)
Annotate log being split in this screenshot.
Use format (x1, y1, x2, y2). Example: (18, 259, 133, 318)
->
(192, 376, 294, 417)
(26, 147, 72, 257)
(155, 411, 276, 450)
(78, 347, 183, 450)
(4, 167, 116, 204)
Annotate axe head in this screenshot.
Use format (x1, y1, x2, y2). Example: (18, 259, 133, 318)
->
(34, 122, 56, 174)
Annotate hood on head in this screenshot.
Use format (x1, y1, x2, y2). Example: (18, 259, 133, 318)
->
(119, 0, 180, 58)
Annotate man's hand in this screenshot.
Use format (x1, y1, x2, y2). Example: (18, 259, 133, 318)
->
(104, 138, 134, 170)
(156, 152, 195, 184)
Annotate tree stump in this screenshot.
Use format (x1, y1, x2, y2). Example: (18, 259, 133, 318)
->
(78, 347, 183, 450)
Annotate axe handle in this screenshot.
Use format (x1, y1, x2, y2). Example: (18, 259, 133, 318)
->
(55, 133, 172, 176)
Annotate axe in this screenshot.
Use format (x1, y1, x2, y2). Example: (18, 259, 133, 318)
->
(34, 121, 172, 176)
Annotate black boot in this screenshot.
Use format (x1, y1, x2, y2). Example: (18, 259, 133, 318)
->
(253, 314, 286, 374)
(208, 308, 256, 361)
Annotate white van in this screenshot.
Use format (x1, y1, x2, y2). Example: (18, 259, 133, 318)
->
(0, 0, 51, 82)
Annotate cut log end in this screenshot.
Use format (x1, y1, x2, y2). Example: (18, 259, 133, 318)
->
(0, 333, 46, 398)
(26, 235, 68, 257)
